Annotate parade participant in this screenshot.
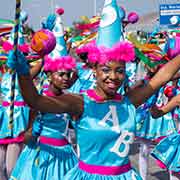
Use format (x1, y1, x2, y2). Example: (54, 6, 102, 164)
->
(149, 32, 180, 180)
(135, 63, 178, 180)
(10, 56, 78, 180)
(0, 16, 44, 179)
(150, 94, 180, 180)
(6, 0, 180, 179)
(135, 31, 180, 180)
(9, 10, 78, 180)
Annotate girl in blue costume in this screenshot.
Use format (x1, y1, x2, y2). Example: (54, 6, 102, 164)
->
(10, 8, 78, 179)
(150, 33, 180, 180)
(6, 0, 180, 179)
(135, 64, 178, 180)
(137, 31, 178, 180)
(0, 12, 44, 180)
(9, 55, 78, 180)
(0, 60, 43, 180)
(150, 93, 180, 180)
(135, 31, 180, 180)
(7, 42, 180, 180)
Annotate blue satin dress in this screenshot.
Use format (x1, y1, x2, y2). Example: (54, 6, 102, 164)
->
(151, 132, 180, 172)
(0, 72, 30, 142)
(10, 91, 78, 180)
(64, 89, 142, 180)
(136, 83, 177, 141)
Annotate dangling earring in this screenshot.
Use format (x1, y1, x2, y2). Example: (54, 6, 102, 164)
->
(47, 74, 51, 83)
(93, 73, 96, 78)
(47, 76, 51, 83)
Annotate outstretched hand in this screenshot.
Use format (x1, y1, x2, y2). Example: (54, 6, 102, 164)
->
(150, 105, 164, 118)
(6, 50, 30, 75)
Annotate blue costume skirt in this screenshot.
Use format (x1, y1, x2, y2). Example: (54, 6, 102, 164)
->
(0, 105, 29, 139)
(151, 132, 180, 172)
(64, 165, 142, 180)
(136, 111, 177, 141)
(10, 141, 78, 180)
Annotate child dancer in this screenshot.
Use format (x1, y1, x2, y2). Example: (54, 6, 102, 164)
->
(136, 31, 180, 180)
(150, 93, 180, 180)
(9, 55, 78, 180)
(136, 64, 178, 180)
(0, 13, 44, 180)
(10, 9, 78, 180)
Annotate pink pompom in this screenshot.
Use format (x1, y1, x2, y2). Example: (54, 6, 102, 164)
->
(56, 8, 64, 15)
(2, 41, 30, 54)
(44, 56, 52, 72)
(44, 55, 76, 72)
(2, 41, 13, 52)
(87, 44, 101, 64)
(87, 41, 135, 64)
(127, 12, 139, 24)
(18, 44, 29, 53)
(109, 42, 135, 62)
(31, 29, 56, 57)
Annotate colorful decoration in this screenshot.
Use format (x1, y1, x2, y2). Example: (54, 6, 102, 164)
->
(75, 16, 100, 31)
(82, 0, 135, 65)
(127, 32, 169, 67)
(164, 86, 176, 98)
(44, 56, 76, 72)
(96, 0, 123, 47)
(9, 0, 21, 132)
(31, 29, 56, 57)
(166, 33, 180, 59)
(127, 12, 139, 24)
(44, 7, 76, 72)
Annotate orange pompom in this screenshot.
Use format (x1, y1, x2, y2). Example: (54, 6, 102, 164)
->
(31, 29, 56, 57)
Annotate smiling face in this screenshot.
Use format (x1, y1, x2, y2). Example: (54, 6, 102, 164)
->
(94, 60, 126, 98)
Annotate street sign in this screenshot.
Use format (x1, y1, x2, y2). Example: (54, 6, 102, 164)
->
(159, 4, 180, 27)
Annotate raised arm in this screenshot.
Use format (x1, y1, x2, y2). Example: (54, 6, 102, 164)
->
(128, 55, 180, 107)
(29, 60, 43, 79)
(6, 50, 83, 117)
(18, 74, 83, 116)
(150, 93, 180, 118)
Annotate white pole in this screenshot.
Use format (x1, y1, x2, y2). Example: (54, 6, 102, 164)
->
(94, 0, 97, 15)
(51, 0, 55, 12)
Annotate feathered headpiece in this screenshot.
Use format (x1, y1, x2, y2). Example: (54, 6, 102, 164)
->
(76, 0, 135, 65)
(2, 11, 29, 54)
(44, 8, 76, 72)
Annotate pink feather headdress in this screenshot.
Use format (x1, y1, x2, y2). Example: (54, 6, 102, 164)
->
(2, 41, 29, 54)
(44, 55, 76, 72)
(77, 41, 135, 65)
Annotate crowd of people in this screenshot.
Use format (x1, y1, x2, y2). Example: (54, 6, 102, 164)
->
(0, 0, 179, 180)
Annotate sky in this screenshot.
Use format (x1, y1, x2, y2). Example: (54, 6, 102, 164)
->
(0, 0, 179, 30)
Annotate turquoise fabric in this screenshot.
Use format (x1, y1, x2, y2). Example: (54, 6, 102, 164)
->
(0, 72, 29, 139)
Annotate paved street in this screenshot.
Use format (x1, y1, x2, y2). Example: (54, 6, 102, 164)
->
(130, 142, 170, 180)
